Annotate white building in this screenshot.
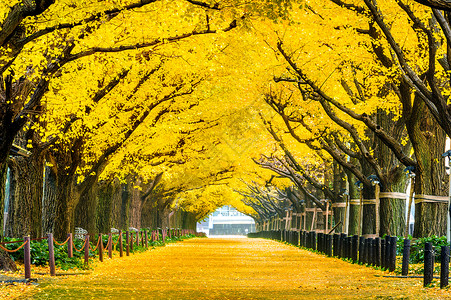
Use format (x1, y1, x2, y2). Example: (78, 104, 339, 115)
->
(197, 206, 255, 236)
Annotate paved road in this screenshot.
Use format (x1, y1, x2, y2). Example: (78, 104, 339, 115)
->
(27, 238, 451, 299)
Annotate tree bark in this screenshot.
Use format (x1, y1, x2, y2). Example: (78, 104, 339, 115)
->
(6, 151, 44, 238)
(407, 98, 448, 237)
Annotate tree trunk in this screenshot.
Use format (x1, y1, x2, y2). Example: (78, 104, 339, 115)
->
(51, 175, 78, 240)
(407, 99, 448, 237)
(96, 180, 116, 233)
(380, 198, 406, 236)
(74, 182, 98, 234)
(42, 166, 57, 235)
(6, 152, 44, 238)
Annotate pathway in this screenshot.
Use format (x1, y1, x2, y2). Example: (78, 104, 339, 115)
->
(25, 238, 451, 299)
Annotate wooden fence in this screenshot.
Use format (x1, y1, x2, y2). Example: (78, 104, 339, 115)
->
(0, 228, 203, 279)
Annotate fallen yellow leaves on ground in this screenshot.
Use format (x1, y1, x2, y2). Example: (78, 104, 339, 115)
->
(10, 238, 451, 299)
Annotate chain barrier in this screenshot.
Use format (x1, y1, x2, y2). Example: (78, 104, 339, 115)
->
(89, 235, 102, 252)
(53, 236, 71, 246)
(73, 237, 88, 252)
(0, 240, 28, 253)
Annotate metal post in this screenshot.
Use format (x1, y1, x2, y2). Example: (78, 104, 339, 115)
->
(119, 230, 123, 257)
(47, 233, 56, 276)
(67, 233, 73, 258)
(24, 236, 31, 279)
(126, 231, 130, 256)
(84, 235, 90, 265)
(108, 233, 112, 259)
(99, 234, 103, 262)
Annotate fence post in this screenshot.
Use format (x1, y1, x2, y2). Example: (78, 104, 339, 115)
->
(145, 230, 149, 248)
(424, 242, 434, 287)
(130, 232, 134, 252)
(375, 237, 381, 267)
(68, 233, 73, 258)
(402, 239, 411, 276)
(47, 233, 56, 276)
(99, 234, 103, 262)
(389, 236, 397, 272)
(311, 231, 317, 251)
(108, 233, 112, 259)
(347, 237, 352, 259)
(352, 235, 358, 262)
(126, 231, 130, 256)
(84, 235, 90, 265)
(358, 236, 365, 263)
(136, 230, 140, 247)
(385, 235, 391, 270)
(24, 236, 31, 279)
(441, 245, 449, 288)
(119, 230, 123, 257)
(340, 233, 347, 258)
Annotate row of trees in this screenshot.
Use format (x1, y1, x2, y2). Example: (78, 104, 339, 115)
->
(0, 0, 267, 241)
(4, 0, 451, 248)
(239, 0, 451, 238)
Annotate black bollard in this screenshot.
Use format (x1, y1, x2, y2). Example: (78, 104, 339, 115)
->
(312, 231, 317, 251)
(389, 236, 397, 272)
(375, 237, 381, 267)
(381, 239, 386, 269)
(327, 235, 333, 257)
(424, 242, 434, 287)
(385, 235, 391, 270)
(318, 233, 323, 253)
(368, 238, 374, 265)
(352, 235, 358, 262)
(441, 246, 449, 289)
(358, 236, 365, 263)
(363, 238, 370, 265)
(340, 233, 347, 258)
(333, 234, 339, 257)
(401, 239, 411, 276)
(347, 237, 352, 259)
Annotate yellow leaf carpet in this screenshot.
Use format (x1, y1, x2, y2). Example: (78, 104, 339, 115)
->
(21, 238, 451, 299)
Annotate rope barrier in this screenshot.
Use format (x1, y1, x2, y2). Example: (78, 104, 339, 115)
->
(105, 235, 111, 250)
(0, 240, 28, 253)
(0, 240, 25, 245)
(90, 236, 102, 252)
(31, 237, 48, 241)
(112, 235, 120, 247)
(73, 238, 88, 252)
(53, 236, 71, 246)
